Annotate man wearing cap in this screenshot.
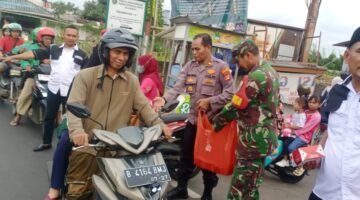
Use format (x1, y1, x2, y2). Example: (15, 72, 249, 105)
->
(307, 27, 360, 200)
(213, 39, 279, 200)
(153, 33, 234, 200)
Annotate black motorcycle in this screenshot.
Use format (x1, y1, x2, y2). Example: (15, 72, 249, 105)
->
(29, 64, 51, 125)
(0, 62, 23, 113)
(157, 100, 200, 180)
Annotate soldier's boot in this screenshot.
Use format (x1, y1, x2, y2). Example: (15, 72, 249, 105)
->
(167, 166, 190, 199)
(166, 178, 188, 199)
(201, 174, 219, 200)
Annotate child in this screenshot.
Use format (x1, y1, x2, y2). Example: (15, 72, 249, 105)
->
(280, 97, 307, 137)
(276, 97, 307, 167)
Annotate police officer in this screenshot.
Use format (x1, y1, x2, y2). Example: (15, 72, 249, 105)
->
(213, 40, 280, 200)
(154, 33, 234, 200)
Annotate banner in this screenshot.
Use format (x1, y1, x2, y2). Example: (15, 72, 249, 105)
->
(171, 0, 248, 33)
(187, 26, 243, 49)
(106, 0, 146, 36)
(278, 72, 316, 104)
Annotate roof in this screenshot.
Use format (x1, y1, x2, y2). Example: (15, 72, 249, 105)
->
(267, 60, 326, 75)
(248, 19, 304, 32)
(0, 0, 54, 19)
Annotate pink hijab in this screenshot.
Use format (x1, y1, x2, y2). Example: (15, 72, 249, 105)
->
(138, 54, 164, 96)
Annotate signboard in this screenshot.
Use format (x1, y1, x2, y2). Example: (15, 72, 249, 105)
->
(187, 26, 243, 49)
(278, 72, 316, 104)
(106, 0, 146, 36)
(172, 0, 248, 33)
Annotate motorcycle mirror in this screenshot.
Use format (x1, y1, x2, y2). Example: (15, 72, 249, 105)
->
(66, 102, 91, 119)
(161, 100, 180, 113)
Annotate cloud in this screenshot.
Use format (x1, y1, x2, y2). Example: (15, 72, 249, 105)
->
(248, 0, 360, 55)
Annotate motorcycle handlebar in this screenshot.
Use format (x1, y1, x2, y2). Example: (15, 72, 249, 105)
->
(72, 136, 175, 152)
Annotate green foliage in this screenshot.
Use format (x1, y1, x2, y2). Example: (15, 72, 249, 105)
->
(308, 47, 343, 71)
(146, 0, 164, 27)
(82, 0, 106, 22)
(148, 0, 165, 53)
(51, 1, 78, 18)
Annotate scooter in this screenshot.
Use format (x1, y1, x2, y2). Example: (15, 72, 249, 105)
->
(264, 139, 307, 184)
(29, 64, 50, 125)
(67, 102, 171, 200)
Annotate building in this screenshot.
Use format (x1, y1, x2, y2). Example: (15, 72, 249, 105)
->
(247, 19, 304, 62)
(0, 0, 56, 39)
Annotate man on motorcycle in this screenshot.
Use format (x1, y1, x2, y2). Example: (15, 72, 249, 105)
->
(0, 23, 24, 76)
(154, 33, 234, 200)
(0, 24, 88, 152)
(212, 39, 280, 200)
(9, 27, 55, 126)
(60, 27, 172, 200)
(307, 27, 360, 200)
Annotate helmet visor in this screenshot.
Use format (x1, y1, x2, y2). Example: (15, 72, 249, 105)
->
(106, 42, 138, 51)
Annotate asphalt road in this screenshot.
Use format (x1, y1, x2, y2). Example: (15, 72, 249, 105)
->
(0, 102, 317, 200)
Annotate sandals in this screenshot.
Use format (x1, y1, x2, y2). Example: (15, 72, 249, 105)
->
(44, 194, 61, 200)
(10, 116, 21, 126)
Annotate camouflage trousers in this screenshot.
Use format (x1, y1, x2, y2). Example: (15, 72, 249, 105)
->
(227, 126, 277, 200)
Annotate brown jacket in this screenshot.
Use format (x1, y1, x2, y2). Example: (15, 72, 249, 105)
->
(67, 65, 164, 139)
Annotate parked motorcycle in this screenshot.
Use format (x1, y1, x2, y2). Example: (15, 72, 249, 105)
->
(67, 102, 171, 200)
(157, 100, 200, 180)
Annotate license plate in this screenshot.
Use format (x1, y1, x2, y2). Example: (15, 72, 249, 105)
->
(124, 164, 171, 188)
(38, 74, 49, 82)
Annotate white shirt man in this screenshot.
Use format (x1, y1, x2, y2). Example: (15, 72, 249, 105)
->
(313, 76, 360, 200)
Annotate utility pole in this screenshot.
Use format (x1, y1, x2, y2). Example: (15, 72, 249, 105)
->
(300, 0, 321, 62)
(150, 0, 159, 53)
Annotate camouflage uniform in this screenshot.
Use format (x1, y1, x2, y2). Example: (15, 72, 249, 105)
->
(213, 60, 279, 200)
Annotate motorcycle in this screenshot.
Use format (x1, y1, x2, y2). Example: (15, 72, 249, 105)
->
(264, 138, 310, 184)
(67, 102, 171, 200)
(156, 100, 200, 181)
(29, 64, 51, 125)
(0, 61, 23, 113)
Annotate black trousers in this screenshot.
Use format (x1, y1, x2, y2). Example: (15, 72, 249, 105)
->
(43, 90, 67, 144)
(308, 192, 322, 200)
(179, 122, 218, 187)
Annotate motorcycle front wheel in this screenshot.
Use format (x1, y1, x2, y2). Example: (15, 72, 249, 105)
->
(278, 167, 307, 184)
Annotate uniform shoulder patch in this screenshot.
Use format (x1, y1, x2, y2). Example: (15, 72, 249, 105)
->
(221, 67, 231, 81)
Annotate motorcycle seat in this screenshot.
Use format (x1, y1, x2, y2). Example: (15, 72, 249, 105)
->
(160, 113, 188, 123)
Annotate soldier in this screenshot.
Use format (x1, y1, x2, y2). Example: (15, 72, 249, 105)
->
(213, 40, 280, 200)
(153, 33, 234, 200)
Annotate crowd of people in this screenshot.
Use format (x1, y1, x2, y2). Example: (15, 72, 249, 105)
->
(0, 15, 359, 200)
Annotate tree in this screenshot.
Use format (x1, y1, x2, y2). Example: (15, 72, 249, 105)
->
(82, 0, 106, 22)
(51, 1, 78, 18)
(308, 47, 343, 71)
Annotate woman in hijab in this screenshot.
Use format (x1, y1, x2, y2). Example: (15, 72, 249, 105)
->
(137, 54, 164, 106)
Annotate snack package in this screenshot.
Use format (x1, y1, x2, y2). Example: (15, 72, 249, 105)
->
(290, 145, 325, 166)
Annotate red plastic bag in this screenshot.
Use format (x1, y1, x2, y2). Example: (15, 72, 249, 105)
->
(194, 111, 238, 175)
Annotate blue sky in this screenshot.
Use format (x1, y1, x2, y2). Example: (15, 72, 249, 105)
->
(61, 0, 359, 56)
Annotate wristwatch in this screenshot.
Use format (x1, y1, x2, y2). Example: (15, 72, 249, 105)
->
(161, 97, 167, 104)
